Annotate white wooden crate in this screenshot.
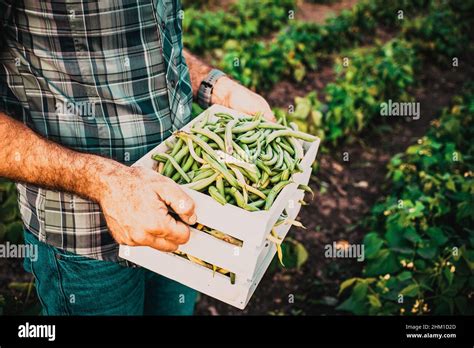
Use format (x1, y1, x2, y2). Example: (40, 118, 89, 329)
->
(119, 105, 320, 309)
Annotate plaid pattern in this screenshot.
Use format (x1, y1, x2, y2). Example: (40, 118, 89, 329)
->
(0, 0, 193, 262)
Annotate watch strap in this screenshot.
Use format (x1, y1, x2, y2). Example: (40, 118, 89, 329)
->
(197, 69, 226, 109)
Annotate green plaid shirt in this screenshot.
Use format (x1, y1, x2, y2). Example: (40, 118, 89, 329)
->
(0, 0, 193, 262)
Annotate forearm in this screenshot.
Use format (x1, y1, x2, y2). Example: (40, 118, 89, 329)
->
(0, 112, 124, 203)
(182, 49, 212, 98)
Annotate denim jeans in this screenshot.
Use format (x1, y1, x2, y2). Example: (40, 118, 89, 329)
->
(23, 230, 197, 315)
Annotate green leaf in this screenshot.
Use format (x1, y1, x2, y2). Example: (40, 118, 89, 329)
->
(368, 294, 382, 308)
(426, 227, 448, 246)
(397, 271, 413, 281)
(338, 277, 358, 295)
(417, 245, 437, 259)
(364, 232, 384, 259)
(364, 249, 401, 276)
(404, 226, 422, 243)
(400, 283, 419, 297)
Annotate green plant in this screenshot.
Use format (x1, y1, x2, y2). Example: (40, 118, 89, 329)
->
(183, 0, 295, 52)
(0, 179, 22, 243)
(402, 5, 472, 63)
(280, 39, 417, 145)
(337, 87, 474, 315)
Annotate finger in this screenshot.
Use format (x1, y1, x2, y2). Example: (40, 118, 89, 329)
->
(147, 235, 179, 252)
(149, 210, 191, 245)
(263, 108, 276, 122)
(155, 181, 197, 225)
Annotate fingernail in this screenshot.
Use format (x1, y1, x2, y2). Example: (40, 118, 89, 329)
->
(189, 214, 197, 225)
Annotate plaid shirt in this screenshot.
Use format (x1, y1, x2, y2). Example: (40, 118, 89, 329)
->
(0, 0, 193, 262)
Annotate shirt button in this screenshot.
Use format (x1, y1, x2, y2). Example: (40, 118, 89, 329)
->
(161, 21, 166, 30)
(170, 79, 176, 88)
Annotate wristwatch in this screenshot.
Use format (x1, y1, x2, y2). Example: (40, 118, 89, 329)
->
(197, 69, 227, 109)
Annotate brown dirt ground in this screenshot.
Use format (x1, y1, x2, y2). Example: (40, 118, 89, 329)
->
(297, 0, 360, 23)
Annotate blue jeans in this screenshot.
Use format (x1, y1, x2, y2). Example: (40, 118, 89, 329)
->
(23, 230, 197, 315)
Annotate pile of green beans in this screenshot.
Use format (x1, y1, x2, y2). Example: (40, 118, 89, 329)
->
(152, 111, 317, 211)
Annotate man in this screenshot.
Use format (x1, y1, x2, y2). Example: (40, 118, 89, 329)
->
(0, 0, 274, 315)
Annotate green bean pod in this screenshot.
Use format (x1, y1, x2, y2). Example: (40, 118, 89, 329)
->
(266, 129, 317, 144)
(264, 180, 292, 210)
(232, 118, 260, 133)
(183, 172, 219, 191)
(202, 153, 239, 188)
(161, 153, 191, 183)
(209, 186, 227, 205)
(230, 187, 259, 212)
(192, 168, 215, 182)
(237, 130, 261, 144)
(191, 128, 225, 151)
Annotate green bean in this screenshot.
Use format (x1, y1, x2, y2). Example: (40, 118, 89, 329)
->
(280, 168, 290, 181)
(181, 154, 195, 173)
(229, 165, 248, 202)
(225, 119, 238, 154)
(259, 171, 269, 186)
(270, 171, 283, 184)
(237, 130, 261, 144)
(260, 145, 273, 161)
(164, 138, 176, 149)
(279, 138, 295, 156)
(263, 147, 278, 166)
(170, 138, 184, 156)
(266, 129, 317, 144)
(230, 187, 259, 212)
(272, 143, 285, 169)
(160, 153, 191, 183)
(183, 172, 219, 191)
(209, 186, 227, 205)
(192, 168, 215, 182)
(176, 131, 220, 162)
(298, 184, 314, 199)
(289, 122, 299, 131)
(258, 122, 286, 130)
(245, 184, 267, 200)
(294, 161, 304, 173)
(283, 151, 295, 172)
(248, 199, 265, 209)
(152, 153, 168, 162)
(214, 112, 235, 120)
(202, 153, 239, 188)
(256, 160, 272, 175)
(232, 141, 248, 161)
(216, 176, 225, 197)
(163, 145, 189, 177)
(261, 178, 270, 189)
(191, 161, 200, 171)
(288, 137, 304, 160)
(162, 138, 183, 175)
(264, 180, 292, 210)
(185, 137, 205, 164)
(191, 128, 225, 151)
(171, 171, 181, 182)
(232, 118, 260, 133)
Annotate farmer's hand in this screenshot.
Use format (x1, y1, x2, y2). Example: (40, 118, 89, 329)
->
(212, 76, 276, 122)
(99, 166, 196, 252)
